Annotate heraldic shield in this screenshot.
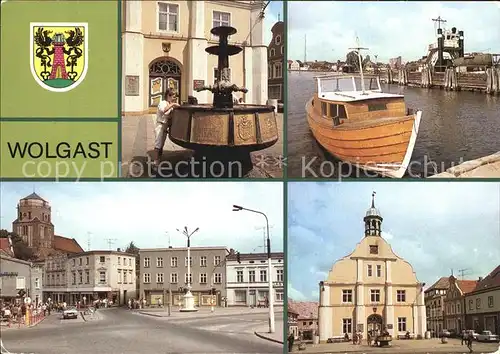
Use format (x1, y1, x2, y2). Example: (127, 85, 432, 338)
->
(30, 22, 88, 92)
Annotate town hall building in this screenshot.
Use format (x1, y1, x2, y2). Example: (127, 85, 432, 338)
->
(318, 193, 426, 342)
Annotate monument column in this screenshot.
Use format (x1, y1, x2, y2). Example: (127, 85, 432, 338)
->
(123, 0, 144, 114)
(355, 259, 365, 336)
(187, 1, 208, 103)
(250, 3, 268, 105)
(385, 260, 395, 336)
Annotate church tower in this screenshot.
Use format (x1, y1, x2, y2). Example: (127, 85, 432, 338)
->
(12, 193, 55, 252)
(364, 191, 383, 236)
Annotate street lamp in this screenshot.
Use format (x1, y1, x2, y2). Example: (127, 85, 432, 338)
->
(232, 204, 275, 334)
(176, 226, 200, 312)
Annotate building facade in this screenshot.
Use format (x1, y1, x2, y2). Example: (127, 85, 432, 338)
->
(0, 255, 43, 306)
(139, 247, 228, 307)
(11, 193, 84, 260)
(43, 250, 137, 305)
(318, 194, 426, 342)
(288, 60, 300, 71)
(424, 277, 450, 334)
(267, 21, 284, 103)
(122, 0, 269, 114)
(443, 275, 478, 334)
(464, 265, 500, 334)
(225, 252, 284, 307)
(288, 301, 319, 340)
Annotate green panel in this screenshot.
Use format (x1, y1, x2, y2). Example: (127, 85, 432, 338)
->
(0, 121, 119, 178)
(0, 0, 119, 118)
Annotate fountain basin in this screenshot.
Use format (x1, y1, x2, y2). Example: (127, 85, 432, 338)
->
(169, 104, 279, 151)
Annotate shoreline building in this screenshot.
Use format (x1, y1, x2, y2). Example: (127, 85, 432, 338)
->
(225, 252, 284, 307)
(139, 247, 228, 307)
(318, 193, 426, 342)
(122, 0, 269, 115)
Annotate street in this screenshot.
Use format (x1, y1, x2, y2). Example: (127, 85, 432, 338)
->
(0, 308, 283, 354)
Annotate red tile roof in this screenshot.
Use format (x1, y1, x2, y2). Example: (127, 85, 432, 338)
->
(54, 235, 84, 254)
(457, 280, 478, 294)
(473, 265, 500, 292)
(288, 301, 319, 320)
(0, 238, 14, 257)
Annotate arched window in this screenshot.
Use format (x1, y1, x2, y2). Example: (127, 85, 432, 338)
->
(275, 35, 282, 45)
(270, 48, 275, 57)
(149, 59, 182, 77)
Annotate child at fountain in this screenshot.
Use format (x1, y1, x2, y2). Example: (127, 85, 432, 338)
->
(153, 88, 180, 169)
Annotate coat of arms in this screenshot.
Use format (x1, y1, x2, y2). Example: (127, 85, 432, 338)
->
(237, 115, 253, 141)
(30, 22, 88, 92)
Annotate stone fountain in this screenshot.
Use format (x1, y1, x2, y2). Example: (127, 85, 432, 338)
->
(168, 26, 279, 177)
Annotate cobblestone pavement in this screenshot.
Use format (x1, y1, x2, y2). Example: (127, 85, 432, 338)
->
(1, 307, 282, 353)
(121, 113, 283, 178)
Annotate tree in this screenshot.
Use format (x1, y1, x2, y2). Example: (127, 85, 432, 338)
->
(125, 241, 140, 298)
(0, 229, 34, 261)
(125, 241, 139, 255)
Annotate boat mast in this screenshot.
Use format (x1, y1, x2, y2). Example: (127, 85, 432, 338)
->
(349, 36, 369, 94)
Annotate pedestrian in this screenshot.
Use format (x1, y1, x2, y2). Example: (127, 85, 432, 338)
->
(352, 332, 357, 345)
(153, 88, 180, 169)
(158, 298, 162, 308)
(466, 332, 473, 353)
(358, 331, 363, 345)
(142, 298, 146, 309)
(367, 331, 371, 346)
(462, 331, 466, 345)
(288, 332, 294, 352)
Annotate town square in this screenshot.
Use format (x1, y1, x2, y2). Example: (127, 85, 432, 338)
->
(287, 182, 500, 353)
(0, 182, 284, 353)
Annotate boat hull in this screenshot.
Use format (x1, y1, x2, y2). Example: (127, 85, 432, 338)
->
(306, 98, 422, 178)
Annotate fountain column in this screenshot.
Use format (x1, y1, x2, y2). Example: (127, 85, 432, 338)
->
(188, 1, 208, 103)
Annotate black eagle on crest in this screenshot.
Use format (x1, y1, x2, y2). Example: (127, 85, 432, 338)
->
(34, 26, 85, 81)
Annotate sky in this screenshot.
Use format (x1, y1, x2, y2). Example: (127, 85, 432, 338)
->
(264, 1, 283, 44)
(0, 182, 284, 254)
(288, 182, 500, 302)
(288, 1, 500, 63)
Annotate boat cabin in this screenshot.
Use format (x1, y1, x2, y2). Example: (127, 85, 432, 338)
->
(312, 74, 408, 126)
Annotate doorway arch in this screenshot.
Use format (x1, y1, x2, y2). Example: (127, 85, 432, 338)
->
(148, 57, 182, 107)
(367, 314, 383, 332)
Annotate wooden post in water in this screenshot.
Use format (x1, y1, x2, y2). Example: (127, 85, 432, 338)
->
(486, 68, 492, 94)
(492, 67, 499, 95)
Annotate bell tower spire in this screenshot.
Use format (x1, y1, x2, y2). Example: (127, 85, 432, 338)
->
(364, 191, 383, 237)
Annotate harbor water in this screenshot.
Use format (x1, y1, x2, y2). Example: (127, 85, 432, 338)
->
(287, 71, 500, 178)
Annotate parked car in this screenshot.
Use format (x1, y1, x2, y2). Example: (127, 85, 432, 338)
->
(62, 306, 79, 319)
(461, 330, 479, 340)
(439, 329, 451, 338)
(476, 330, 499, 342)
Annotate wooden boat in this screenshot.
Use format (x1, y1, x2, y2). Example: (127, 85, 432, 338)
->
(306, 44, 422, 178)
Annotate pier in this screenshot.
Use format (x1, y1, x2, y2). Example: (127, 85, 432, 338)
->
(380, 66, 500, 95)
(430, 152, 500, 178)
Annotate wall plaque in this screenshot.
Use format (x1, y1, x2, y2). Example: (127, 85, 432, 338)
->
(193, 80, 205, 90)
(125, 75, 140, 96)
(387, 324, 393, 329)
